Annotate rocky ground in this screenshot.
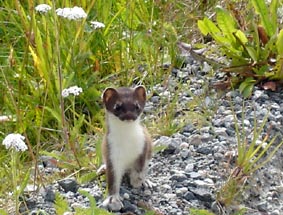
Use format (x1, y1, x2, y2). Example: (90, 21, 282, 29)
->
(18, 52, 283, 215)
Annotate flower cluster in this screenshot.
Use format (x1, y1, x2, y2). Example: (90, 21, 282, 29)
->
(90, 21, 105, 30)
(62, 86, 83, 97)
(34, 4, 106, 28)
(56, 6, 87, 20)
(35, 4, 52, 13)
(2, 133, 28, 152)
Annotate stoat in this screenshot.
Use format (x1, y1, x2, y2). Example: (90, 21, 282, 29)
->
(101, 86, 152, 211)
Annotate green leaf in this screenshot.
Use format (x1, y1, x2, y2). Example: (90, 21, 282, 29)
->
(198, 20, 209, 35)
(216, 6, 237, 41)
(55, 192, 69, 215)
(276, 29, 283, 56)
(235, 30, 248, 44)
(78, 190, 112, 215)
(270, 0, 279, 31)
(239, 78, 256, 98)
(246, 46, 257, 61)
(252, 0, 275, 37)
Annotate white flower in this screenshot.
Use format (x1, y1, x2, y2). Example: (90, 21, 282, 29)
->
(35, 4, 52, 13)
(2, 133, 28, 152)
(56, 6, 87, 20)
(90, 21, 105, 29)
(62, 86, 83, 97)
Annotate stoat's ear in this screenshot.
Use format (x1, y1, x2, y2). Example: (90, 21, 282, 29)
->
(102, 88, 118, 105)
(134, 85, 146, 105)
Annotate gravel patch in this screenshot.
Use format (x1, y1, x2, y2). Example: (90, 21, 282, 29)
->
(19, 53, 283, 215)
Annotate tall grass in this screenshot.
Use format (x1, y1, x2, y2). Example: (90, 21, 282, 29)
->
(0, 0, 198, 212)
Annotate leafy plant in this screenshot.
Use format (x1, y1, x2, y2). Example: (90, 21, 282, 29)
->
(197, 0, 283, 97)
(190, 208, 215, 215)
(216, 107, 283, 208)
(55, 192, 70, 215)
(75, 189, 113, 215)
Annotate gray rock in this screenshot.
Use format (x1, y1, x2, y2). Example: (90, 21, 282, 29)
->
(196, 146, 211, 155)
(184, 191, 197, 201)
(189, 187, 213, 202)
(188, 134, 202, 146)
(188, 172, 202, 179)
(185, 163, 194, 173)
(170, 172, 188, 182)
(58, 178, 79, 193)
(44, 186, 56, 202)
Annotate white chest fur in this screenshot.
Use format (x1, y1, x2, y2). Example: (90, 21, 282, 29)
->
(107, 113, 145, 172)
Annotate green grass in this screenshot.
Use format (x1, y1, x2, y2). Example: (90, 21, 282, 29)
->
(0, 0, 206, 213)
(1, 0, 282, 215)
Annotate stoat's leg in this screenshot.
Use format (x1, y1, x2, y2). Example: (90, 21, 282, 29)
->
(102, 159, 124, 211)
(129, 152, 150, 188)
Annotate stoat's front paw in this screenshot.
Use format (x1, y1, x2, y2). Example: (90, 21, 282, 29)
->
(101, 195, 123, 212)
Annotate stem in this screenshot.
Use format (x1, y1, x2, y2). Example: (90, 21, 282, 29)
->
(52, 0, 70, 146)
(11, 150, 19, 215)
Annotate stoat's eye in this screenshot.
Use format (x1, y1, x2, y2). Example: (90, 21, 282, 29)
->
(114, 103, 122, 111)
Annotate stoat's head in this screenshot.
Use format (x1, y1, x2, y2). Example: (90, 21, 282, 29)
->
(102, 86, 146, 121)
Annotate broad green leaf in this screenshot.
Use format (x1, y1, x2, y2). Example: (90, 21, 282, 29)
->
(246, 46, 257, 61)
(239, 78, 256, 98)
(203, 17, 221, 34)
(198, 20, 209, 35)
(252, 0, 275, 36)
(276, 29, 283, 56)
(235, 30, 248, 44)
(216, 6, 237, 42)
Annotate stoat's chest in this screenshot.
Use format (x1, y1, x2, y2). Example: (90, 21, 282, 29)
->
(107, 114, 145, 169)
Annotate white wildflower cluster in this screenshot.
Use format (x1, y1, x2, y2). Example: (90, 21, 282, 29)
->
(2, 133, 28, 152)
(34, 4, 106, 29)
(90, 21, 105, 30)
(35, 4, 52, 13)
(56, 6, 87, 20)
(62, 86, 83, 97)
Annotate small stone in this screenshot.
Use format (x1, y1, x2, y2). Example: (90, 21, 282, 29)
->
(164, 193, 176, 199)
(257, 202, 268, 212)
(176, 187, 188, 195)
(170, 172, 188, 182)
(71, 202, 86, 209)
(44, 185, 55, 202)
(58, 178, 79, 193)
(189, 187, 213, 202)
(122, 200, 140, 214)
(189, 172, 201, 179)
(188, 134, 202, 146)
(183, 123, 195, 133)
(184, 191, 196, 201)
(180, 142, 189, 148)
(180, 149, 190, 159)
(196, 146, 211, 155)
(29, 210, 48, 215)
(253, 90, 264, 99)
(271, 209, 280, 215)
(185, 163, 194, 173)
(150, 96, 160, 103)
(63, 212, 74, 215)
(161, 184, 172, 191)
(144, 189, 152, 196)
(214, 127, 228, 137)
(123, 192, 130, 200)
